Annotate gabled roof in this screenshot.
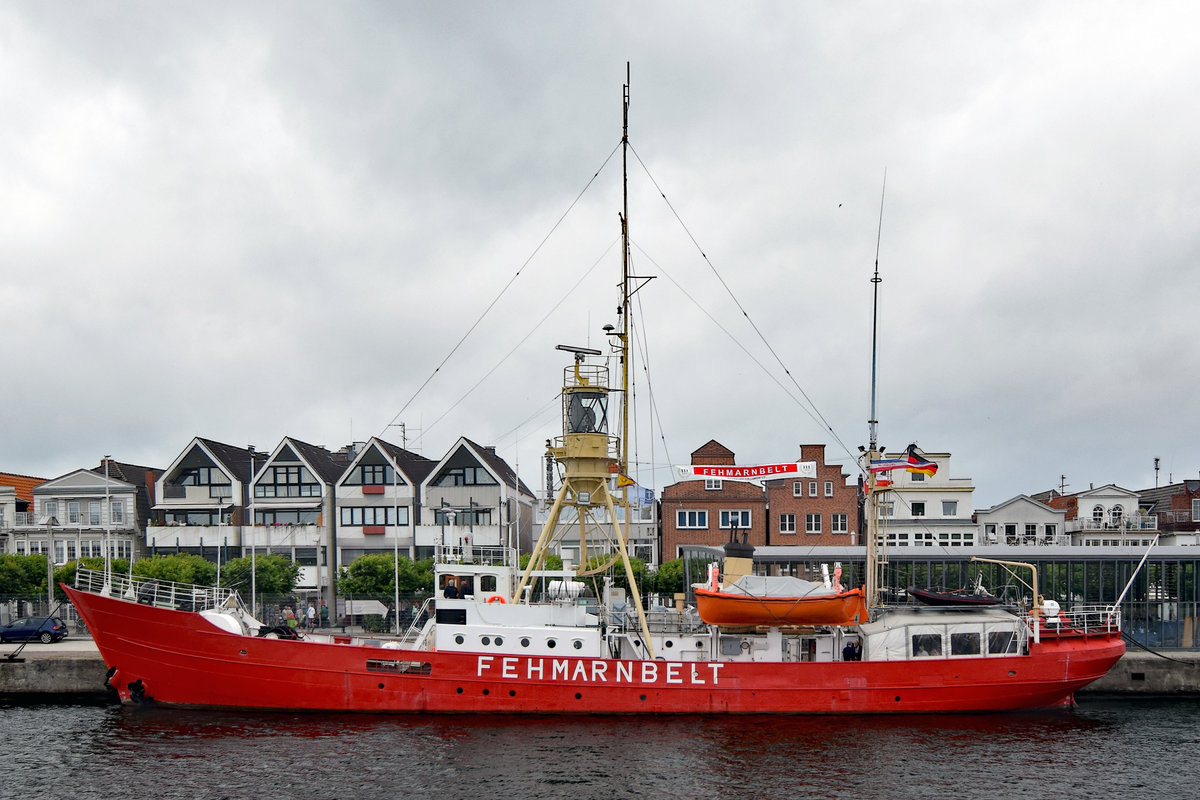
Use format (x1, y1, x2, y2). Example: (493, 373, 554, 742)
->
(336, 437, 437, 487)
(0, 472, 46, 505)
(462, 438, 533, 497)
(975, 494, 1060, 516)
(195, 438, 269, 483)
(267, 437, 348, 485)
(377, 439, 437, 485)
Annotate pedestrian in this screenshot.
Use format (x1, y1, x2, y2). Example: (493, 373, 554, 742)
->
(307, 602, 316, 630)
(284, 606, 296, 630)
(319, 600, 329, 627)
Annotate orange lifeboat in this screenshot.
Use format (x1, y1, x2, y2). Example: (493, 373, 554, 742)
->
(694, 576, 868, 627)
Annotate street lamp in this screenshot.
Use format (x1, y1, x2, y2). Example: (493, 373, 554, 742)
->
(40, 515, 59, 612)
(102, 455, 112, 595)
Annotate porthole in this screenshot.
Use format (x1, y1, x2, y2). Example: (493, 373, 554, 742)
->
(575, 693, 582, 700)
(454, 635, 465, 645)
(378, 683, 384, 689)
(457, 687, 464, 694)
(572, 639, 583, 650)
(509, 690, 516, 697)
(695, 641, 703, 649)
(665, 640, 674, 648)
(520, 637, 530, 648)
(548, 639, 557, 649)
(495, 636, 504, 646)
(481, 636, 491, 645)
(483, 689, 490, 696)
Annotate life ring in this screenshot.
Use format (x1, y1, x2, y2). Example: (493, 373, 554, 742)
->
(487, 595, 507, 604)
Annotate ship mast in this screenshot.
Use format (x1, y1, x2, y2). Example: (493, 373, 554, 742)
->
(865, 173, 887, 610)
(512, 64, 655, 657)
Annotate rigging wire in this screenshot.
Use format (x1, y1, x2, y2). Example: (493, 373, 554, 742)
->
(627, 143, 861, 469)
(420, 237, 619, 437)
(378, 141, 623, 438)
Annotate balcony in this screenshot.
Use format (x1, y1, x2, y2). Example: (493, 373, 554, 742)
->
(1156, 510, 1200, 533)
(1067, 515, 1159, 533)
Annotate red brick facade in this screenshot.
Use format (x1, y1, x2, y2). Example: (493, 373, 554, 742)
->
(763, 444, 859, 545)
(660, 441, 769, 559)
(660, 441, 859, 558)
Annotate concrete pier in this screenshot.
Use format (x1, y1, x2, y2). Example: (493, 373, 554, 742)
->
(4, 638, 1200, 701)
(0, 638, 110, 699)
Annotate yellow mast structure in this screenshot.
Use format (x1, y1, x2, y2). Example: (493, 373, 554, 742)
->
(511, 64, 655, 657)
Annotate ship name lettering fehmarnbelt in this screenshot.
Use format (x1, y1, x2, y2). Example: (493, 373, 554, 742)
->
(675, 461, 817, 480)
(476, 656, 726, 685)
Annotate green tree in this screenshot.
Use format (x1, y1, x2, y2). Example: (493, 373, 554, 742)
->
(583, 553, 647, 595)
(518, 552, 564, 571)
(132, 553, 217, 586)
(651, 559, 685, 596)
(0, 553, 48, 594)
(219, 554, 299, 595)
(336, 554, 434, 596)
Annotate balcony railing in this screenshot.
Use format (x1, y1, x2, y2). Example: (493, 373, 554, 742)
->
(1070, 515, 1158, 532)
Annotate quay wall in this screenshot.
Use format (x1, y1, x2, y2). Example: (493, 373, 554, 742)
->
(3, 644, 1199, 701)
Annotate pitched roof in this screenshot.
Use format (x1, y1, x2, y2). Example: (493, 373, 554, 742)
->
(282, 438, 350, 484)
(0, 472, 46, 504)
(196, 438, 269, 482)
(461, 437, 534, 496)
(377, 439, 437, 485)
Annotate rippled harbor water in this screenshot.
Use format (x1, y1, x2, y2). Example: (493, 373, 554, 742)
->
(4, 699, 1196, 800)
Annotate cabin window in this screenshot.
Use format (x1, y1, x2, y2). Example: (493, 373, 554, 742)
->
(988, 631, 1019, 655)
(479, 575, 497, 592)
(911, 633, 942, 657)
(950, 632, 981, 656)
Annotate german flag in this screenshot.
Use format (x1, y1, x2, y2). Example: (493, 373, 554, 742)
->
(904, 444, 938, 476)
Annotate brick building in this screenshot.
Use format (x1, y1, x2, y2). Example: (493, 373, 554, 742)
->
(660, 441, 770, 560)
(763, 444, 858, 545)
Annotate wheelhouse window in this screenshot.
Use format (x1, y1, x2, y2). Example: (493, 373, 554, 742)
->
(950, 632, 981, 656)
(676, 510, 708, 529)
(719, 510, 751, 530)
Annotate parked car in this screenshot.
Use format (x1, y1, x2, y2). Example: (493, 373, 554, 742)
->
(0, 617, 69, 644)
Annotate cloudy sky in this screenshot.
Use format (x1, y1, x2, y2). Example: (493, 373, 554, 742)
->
(3, 1, 1198, 508)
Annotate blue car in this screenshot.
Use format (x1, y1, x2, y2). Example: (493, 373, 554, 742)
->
(0, 617, 68, 644)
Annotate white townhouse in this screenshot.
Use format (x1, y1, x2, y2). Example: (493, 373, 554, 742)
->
(149, 438, 266, 562)
(974, 495, 1068, 546)
(1048, 484, 1157, 547)
(417, 437, 535, 559)
(875, 448, 977, 547)
(248, 438, 347, 604)
(334, 438, 435, 566)
(14, 460, 159, 564)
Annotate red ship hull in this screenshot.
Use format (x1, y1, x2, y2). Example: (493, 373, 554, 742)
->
(66, 585, 1124, 714)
